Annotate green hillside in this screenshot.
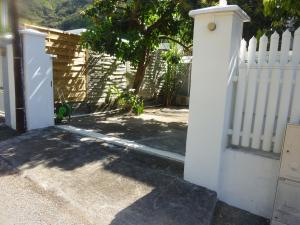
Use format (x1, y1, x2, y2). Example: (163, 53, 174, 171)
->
(18, 0, 92, 30)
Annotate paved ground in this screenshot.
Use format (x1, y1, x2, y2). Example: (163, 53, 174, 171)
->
(0, 116, 18, 141)
(0, 119, 269, 225)
(212, 202, 270, 225)
(70, 107, 188, 155)
(0, 175, 93, 225)
(0, 127, 216, 225)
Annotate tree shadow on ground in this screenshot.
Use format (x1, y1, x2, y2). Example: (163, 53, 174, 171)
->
(0, 127, 269, 225)
(0, 127, 183, 178)
(70, 114, 188, 155)
(0, 117, 19, 142)
(0, 127, 218, 225)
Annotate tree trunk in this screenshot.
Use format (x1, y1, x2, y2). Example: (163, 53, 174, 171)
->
(132, 49, 149, 94)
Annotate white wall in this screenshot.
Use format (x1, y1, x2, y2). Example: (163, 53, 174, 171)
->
(219, 148, 280, 218)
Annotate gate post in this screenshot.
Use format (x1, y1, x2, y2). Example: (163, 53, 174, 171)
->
(20, 29, 54, 130)
(0, 34, 16, 129)
(184, 5, 249, 191)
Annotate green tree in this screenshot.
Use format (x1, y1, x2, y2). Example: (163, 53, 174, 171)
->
(263, 0, 300, 31)
(81, 0, 211, 94)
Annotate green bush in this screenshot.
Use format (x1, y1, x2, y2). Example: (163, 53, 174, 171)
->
(110, 86, 144, 115)
(161, 44, 185, 106)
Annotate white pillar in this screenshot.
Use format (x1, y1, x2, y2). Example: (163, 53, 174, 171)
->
(0, 34, 16, 129)
(184, 5, 250, 192)
(21, 29, 54, 130)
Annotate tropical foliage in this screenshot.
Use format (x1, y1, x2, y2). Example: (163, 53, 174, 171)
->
(81, 0, 213, 94)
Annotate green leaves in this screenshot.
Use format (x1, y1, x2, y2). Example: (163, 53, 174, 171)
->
(81, 0, 200, 67)
(110, 86, 144, 115)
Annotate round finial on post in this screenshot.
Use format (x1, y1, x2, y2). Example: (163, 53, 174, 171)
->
(219, 0, 227, 6)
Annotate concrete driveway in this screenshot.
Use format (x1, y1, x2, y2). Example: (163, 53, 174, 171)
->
(0, 127, 216, 225)
(70, 107, 188, 155)
(0, 121, 269, 225)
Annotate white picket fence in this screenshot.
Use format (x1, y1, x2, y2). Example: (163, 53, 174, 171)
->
(229, 27, 300, 153)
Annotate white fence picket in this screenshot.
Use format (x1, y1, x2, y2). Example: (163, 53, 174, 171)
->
(273, 65, 294, 153)
(290, 69, 300, 124)
(269, 31, 279, 64)
(247, 37, 257, 65)
(262, 65, 282, 151)
(289, 28, 300, 123)
(258, 35, 268, 64)
(241, 67, 258, 147)
(251, 65, 269, 149)
(251, 35, 269, 149)
(239, 39, 247, 62)
(291, 28, 300, 64)
(280, 30, 291, 64)
(232, 62, 247, 145)
(241, 37, 258, 147)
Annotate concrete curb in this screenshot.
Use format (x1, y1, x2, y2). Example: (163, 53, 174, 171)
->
(56, 125, 185, 164)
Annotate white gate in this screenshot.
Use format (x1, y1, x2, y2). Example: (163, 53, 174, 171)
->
(229, 28, 300, 153)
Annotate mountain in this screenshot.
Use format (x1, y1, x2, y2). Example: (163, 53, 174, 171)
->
(18, 0, 92, 30)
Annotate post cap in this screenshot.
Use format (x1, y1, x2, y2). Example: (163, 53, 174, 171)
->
(0, 33, 13, 46)
(189, 5, 250, 22)
(19, 29, 47, 37)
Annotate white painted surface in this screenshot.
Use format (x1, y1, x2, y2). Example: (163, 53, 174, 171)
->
(184, 5, 248, 191)
(57, 125, 185, 163)
(189, 5, 250, 21)
(0, 35, 16, 129)
(5, 43, 16, 129)
(272, 125, 300, 224)
(219, 148, 280, 218)
(21, 29, 54, 130)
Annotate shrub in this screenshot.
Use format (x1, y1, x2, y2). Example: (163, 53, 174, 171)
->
(110, 86, 144, 115)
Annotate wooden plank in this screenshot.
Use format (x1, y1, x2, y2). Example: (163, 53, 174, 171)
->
(53, 66, 85, 73)
(289, 68, 300, 123)
(46, 48, 85, 58)
(239, 39, 247, 62)
(292, 28, 300, 65)
(269, 31, 279, 64)
(262, 64, 281, 151)
(24, 24, 80, 38)
(274, 64, 294, 153)
(258, 35, 268, 65)
(241, 66, 259, 147)
(280, 30, 291, 65)
(289, 28, 300, 124)
(47, 46, 85, 54)
(232, 61, 247, 145)
(47, 35, 80, 45)
(247, 36, 257, 65)
(54, 74, 86, 79)
(241, 37, 258, 147)
(251, 65, 269, 149)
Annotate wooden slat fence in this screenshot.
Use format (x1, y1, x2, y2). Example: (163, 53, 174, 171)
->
(229, 28, 300, 153)
(22, 25, 183, 110)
